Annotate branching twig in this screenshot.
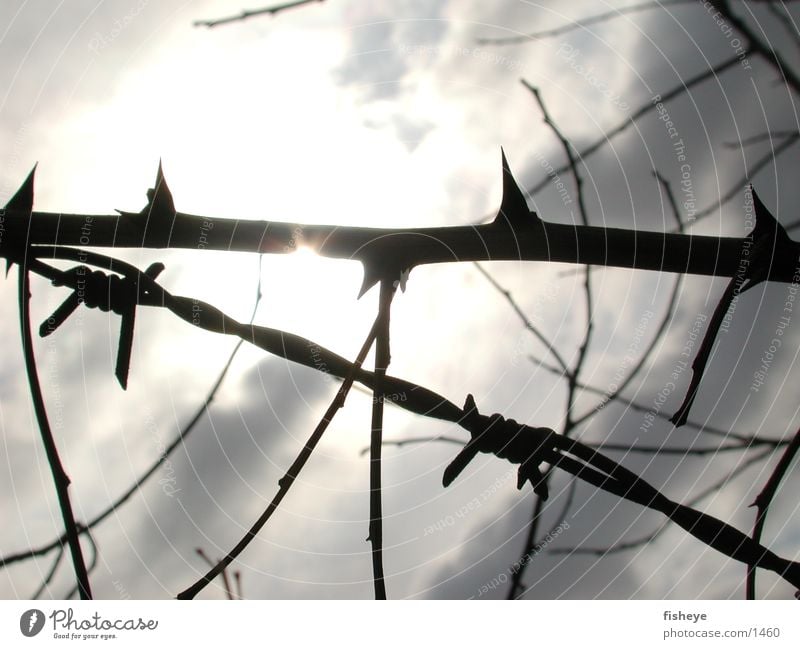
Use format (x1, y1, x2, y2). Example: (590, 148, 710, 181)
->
(525, 53, 745, 197)
(177, 304, 384, 599)
(527, 354, 767, 442)
(552, 447, 774, 556)
(747, 425, 800, 599)
(687, 131, 799, 228)
(506, 83, 595, 599)
(571, 171, 685, 427)
(711, 0, 800, 94)
(0, 255, 265, 571)
(196, 548, 236, 600)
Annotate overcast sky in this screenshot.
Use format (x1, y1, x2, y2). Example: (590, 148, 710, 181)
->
(1, 0, 799, 600)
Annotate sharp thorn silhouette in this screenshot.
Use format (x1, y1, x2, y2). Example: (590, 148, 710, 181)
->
(494, 148, 534, 228)
(357, 263, 381, 299)
(3, 165, 37, 274)
(4, 164, 37, 215)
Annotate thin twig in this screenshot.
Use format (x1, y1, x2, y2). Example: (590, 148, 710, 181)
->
(767, 2, 800, 52)
(571, 171, 685, 427)
(194, 0, 324, 28)
(377, 434, 786, 456)
(528, 354, 768, 443)
(196, 548, 235, 600)
(177, 307, 383, 599)
(368, 280, 396, 600)
(63, 530, 98, 600)
(723, 130, 799, 148)
(711, 0, 800, 94)
(746, 425, 800, 599)
(552, 447, 773, 556)
(30, 545, 64, 600)
(686, 131, 799, 228)
(0, 255, 264, 570)
(18, 262, 92, 599)
(476, 0, 695, 45)
(472, 262, 570, 374)
(507, 83, 594, 599)
(525, 53, 745, 197)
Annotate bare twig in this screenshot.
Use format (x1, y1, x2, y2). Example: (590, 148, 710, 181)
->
(711, 0, 800, 94)
(767, 2, 800, 52)
(0, 255, 264, 571)
(571, 171, 685, 427)
(194, 0, 324, 28)
(552, 447, 774, 556)
(472, 262, 570, 374)
(177, 305, 383, 599)
(527, 354, 768, 443)
(507, 83, 594, 599)
(723, 130, 800, 148)
(526, 53, 745, 197)
(687, 131, 799, 228)
(476, 0, 695, 45)
(18, 255, 92, 599)
(30, 545, 64, 600)
(747, 425, 800, 599)
(377, 434, 787, 456)
(368, 279, 396, 600)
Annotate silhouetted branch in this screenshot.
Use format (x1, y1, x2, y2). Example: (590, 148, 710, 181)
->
(368, 279, 396, 600)
(527, 354, 770, 442)
(747, 425, 800, 599)
(672, 188, 795, 426)
(472, 262, 570, 374)
(525, 53, 745, 197)
(17, 244, 92, 599)
(724, 130, 800, 148)
(505, 82, 595, 599)
(0, 255, 264, 571)
(687, 131, 799, 228)
(194, 0, 324, 28)
(233, 571, 243, 600)
(30, 545, 64, 600)
(711, 0, 800, 94)
(571, 171, 685, 427)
